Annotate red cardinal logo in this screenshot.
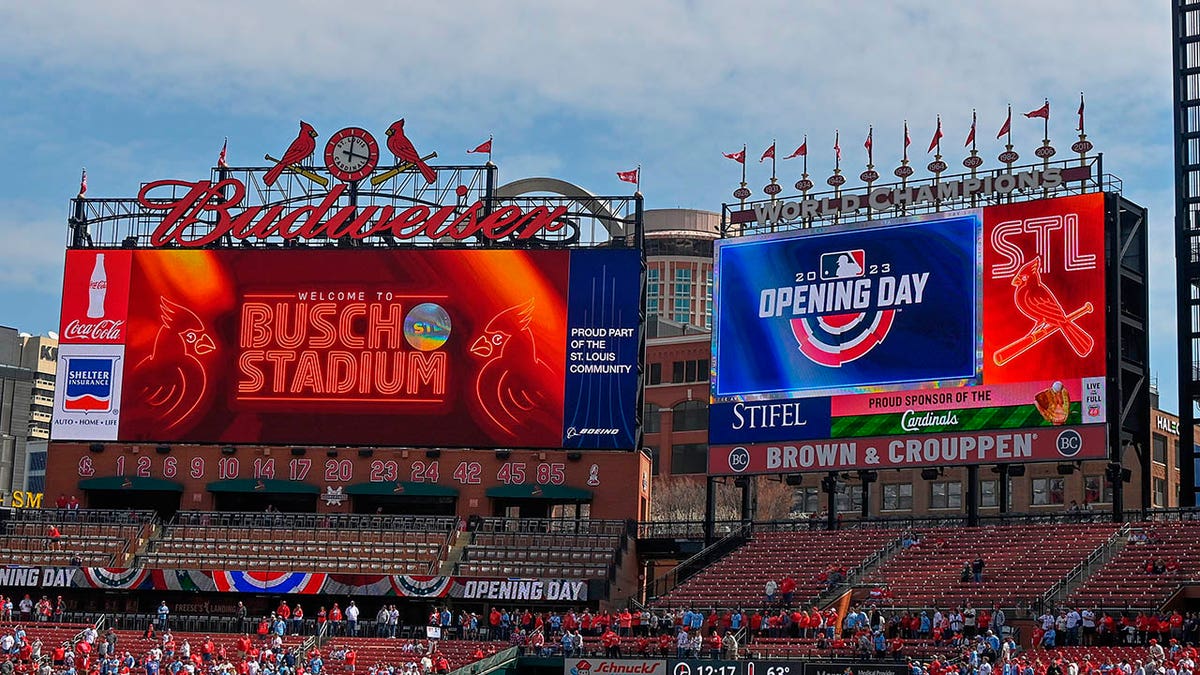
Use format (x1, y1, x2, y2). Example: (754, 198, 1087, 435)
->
(133, 297, 216, 430)
(995, 256, 1094, 365)
(471, 299, 555, 437)
(263, 121, 319, 186)
(385, 119, 437, 184)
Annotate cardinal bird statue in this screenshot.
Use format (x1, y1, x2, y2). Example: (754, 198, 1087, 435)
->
(133, 297, 216, 430)
(385, 119, 437, 184)
(471, 299, 556, 437)
(263, 121, 319, 186)
(1011, 257, 1094, 357)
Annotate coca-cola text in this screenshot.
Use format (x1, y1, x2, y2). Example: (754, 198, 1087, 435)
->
(64, 319, 125, 342)
(139, 179, 570, 248)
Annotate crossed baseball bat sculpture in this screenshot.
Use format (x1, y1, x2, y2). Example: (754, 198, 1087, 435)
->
(992, 302, 1094, 366)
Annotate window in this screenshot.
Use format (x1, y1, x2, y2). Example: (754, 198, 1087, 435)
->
(643, 403, 662, 434)
(25, 476, 44, 494)
(1154, 478, 1167, 507)
(1084, 474, 1112, 504)
(671, 359, 710, 384)
(673, 297, 690, 324)
(930, 482, 962, 509)
(836, 485, 864, 513)
(979, 479, 998, 508)
(27, 452, 47, 473)
(647, 446, 660, 475)
(797, 486, 821, 514)
(881, 484, 912, 511)
(646, 362, 662, 385)
(647, 296, 659, 318)
(673, 267, 692, 295)
(1153, 434, 1168, 464)
(672, 401, 708, 431)
(670, 443, 708, 475)
(1032, 477, 1065, 506)
(673, 267, 693, 324)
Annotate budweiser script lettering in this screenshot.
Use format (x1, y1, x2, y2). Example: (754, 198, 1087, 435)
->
(139, 179, 571, 247)
(63, 319, 125, 341)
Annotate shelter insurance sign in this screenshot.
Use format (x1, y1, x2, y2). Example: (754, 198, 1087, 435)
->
(710, 193, 1108, 474)
(53, 248, 641, 449)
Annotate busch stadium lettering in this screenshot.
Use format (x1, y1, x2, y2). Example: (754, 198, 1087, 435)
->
(753, 167, 1064, 223)
(237, 298, 447, 401)
(139, 179, 569, 247)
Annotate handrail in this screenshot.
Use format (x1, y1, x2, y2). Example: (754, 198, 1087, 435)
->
(446, 646, 518, 675)
(1039, 522, 1130, 612)
(171, 511, 457, 532)
(647, 522, 752, 602)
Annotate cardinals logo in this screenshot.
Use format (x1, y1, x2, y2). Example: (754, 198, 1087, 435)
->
(132, 297, 216, 430)
(263, 121, 319, 186)
(471, 299, 556, 437)
(993, 256, 1094, 366)
(385, 119, 437, 184)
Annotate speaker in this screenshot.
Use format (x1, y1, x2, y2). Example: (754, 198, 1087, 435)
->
(89, 443, 105, 453)
(566, 452, 582, 462)
(859, 470, 878, 483)
(426, 449, 441, 459)
(327, 450, 339, 458)
(155, 445, 171, 455)
(221, 446, 236, 455)
(1008, 464, 1026, 477)
(785, 474, 803, 486)
(920, 468, 940, 480)
(358, 449, 374, 458)
(1057, 463, 1076, 475)
(291, 447, 306, 456)
(495, 450, 511, 460)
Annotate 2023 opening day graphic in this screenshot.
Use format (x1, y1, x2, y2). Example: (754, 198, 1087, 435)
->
(53, 248, 641, 450)
(709, 193, 1109, 474)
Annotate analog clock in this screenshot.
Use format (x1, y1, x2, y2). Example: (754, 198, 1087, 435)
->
(324, 127, 379, 183)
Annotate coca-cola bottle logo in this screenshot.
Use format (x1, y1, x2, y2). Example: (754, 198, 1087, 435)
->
(64, 319, 125, 341)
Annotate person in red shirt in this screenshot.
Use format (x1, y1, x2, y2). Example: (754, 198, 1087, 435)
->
(795, 609, 808, 638)
(748, 611, 762, 642)
(329, 603, 344, 636)
(618, 609, 633, 636)
(601, 628, 621, 657)
(657, 633, 672, 658)
(635, 636, 649, 656)
(780, 577, 797, 605)
(708, 631, 723, 659)
(344, 648, 356, 673)
(55, 495, 68, 509)
(317, 607, 328, 637)
(47, 525, 61, 550)
(471, 647, 484, 660)
(277, 602, 291, 621)
(889, 635, 904, 661)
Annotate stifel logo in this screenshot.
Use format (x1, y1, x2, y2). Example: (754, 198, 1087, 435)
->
(132, 297, 216, 430)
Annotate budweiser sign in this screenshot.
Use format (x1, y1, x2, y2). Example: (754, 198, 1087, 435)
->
(63, 319, 125, 342)
(139, 179, 571, 248)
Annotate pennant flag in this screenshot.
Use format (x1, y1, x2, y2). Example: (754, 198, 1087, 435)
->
(723, 149, 746, 164)
(864, 128, 873, 153)
(996, 109, 1012, 139)
(783, 141, 807, 159)
(218, 137, 228, 168)
(904, 122, 911, 150)
(616, 168, 639, 185)
(965, 112, 977, 147)
(468, 138, 493, 154)
(1077, 94, 1085, 132)
(78, 168, 87, 197)
(1025, 101, 1050, 120)
(760, 143, 776, 163)
(927, 117, 943, 153)
(834, 132, 841, 163)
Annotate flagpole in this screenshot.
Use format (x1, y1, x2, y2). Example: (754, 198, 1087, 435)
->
(487, 135, 493, 164)
(965, 109, 982, 208)
(636, 164, 641, 194)
(765, 139, 781, 203)
(895, 121, 913, 216)
(860, 126, 878, 221)
(999, 105, 1019, 190)
(828, 131, 845, 225)
(928, 116, 947, 211)
(793, 135, 813, 228)
(1072, 92, 1092, 170)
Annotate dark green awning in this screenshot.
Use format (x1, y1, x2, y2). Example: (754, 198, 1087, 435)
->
(485, 484, 593, 501)
(205, 479, 319, 494)
(345, 482, 458, 498)
(79, 476, 184, 492)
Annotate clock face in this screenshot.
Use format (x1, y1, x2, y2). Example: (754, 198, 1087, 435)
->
(324, 127, 379, 183)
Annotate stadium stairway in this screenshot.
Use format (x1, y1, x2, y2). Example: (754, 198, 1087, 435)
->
(1037, 522, 1131, 610)
(438, 530, 471, 576)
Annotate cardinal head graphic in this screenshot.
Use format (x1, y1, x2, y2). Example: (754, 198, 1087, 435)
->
(471, 298, 556, 437)
(134, 297, 216, 430)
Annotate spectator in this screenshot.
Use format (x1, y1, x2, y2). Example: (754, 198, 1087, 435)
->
(346, 601, 360, 637)
(780, 576, 797, 606)
(972, 557, 986, 583)
(765, 580, 778, 605)
(156, 601, 169, 631)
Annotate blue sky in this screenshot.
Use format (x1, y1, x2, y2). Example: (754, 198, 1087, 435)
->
(0, 2, 1179, 406)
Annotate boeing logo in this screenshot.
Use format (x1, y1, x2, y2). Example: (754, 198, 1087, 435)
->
(565, 427, 621, 439)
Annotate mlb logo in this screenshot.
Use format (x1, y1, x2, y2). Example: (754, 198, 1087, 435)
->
(820, 249, 866, 280)
(63, 357, 115, 412)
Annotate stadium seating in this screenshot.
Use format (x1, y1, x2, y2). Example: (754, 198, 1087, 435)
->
(139, 512, 455, 574)
(861, 523, 1119, 609)
(456, 518, 627, 579)
(0, 510, 153, 567)
(653, 529, 899, 609)
(1066, 520, 1200, 609)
